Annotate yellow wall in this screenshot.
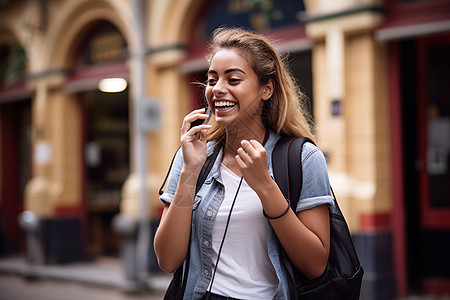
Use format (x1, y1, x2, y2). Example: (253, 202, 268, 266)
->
(306, 4, 389, 230)
(345, 32, 391, 215)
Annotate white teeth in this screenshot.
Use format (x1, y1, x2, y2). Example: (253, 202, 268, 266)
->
(215, 101, 236, 109)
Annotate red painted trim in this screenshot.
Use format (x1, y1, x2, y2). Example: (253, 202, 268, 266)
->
(0, 80, 31, 103)
(384, 0, 450, 27)
(65, 61, 129, 92)
(69, 62, 129, 81)
(422, 278, 450, 295)
(422, 210, 450, 229)
(389, 41, 408, 297)
(53, 205, 82, 217)
(262, 24, 307, 42)
(360, 213, 390, 230)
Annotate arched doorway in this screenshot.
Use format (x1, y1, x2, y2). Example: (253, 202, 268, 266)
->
(66, 20, 130, 259)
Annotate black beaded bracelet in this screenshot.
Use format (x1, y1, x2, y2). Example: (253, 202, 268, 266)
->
(263, 199, 291, 220)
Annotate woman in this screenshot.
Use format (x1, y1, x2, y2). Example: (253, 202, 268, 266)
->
(154, 27, 333, 300)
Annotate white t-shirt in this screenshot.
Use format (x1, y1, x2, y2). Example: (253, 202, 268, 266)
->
(209, 163, 277, 299)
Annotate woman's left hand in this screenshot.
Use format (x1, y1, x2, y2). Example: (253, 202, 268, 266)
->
(235, 139, 273, 193)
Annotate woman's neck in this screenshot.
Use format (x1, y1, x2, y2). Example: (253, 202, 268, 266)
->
(222, 122, 267, 160)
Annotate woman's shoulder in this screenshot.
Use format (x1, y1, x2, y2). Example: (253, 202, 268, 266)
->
(301, 141, 319, 156)
(301, 142, 327, 167)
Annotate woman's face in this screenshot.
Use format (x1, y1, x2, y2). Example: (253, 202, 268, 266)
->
(205, 48, 272, 129)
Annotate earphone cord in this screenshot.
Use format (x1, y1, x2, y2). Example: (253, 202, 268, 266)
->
(205, 176, 244, 298)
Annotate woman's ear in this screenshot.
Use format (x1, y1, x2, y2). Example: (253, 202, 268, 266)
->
(262, 79, 274, 101)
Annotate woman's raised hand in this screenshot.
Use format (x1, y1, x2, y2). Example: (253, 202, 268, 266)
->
(235, 139, 273, 193)
(180, 108, 212, 172)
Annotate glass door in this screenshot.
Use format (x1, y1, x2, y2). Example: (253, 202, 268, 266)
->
(82, 89, 129, 257)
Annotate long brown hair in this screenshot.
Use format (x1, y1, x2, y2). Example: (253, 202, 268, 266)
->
(205, 27, 315, 142)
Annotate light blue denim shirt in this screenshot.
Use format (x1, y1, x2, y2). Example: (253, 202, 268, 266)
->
(160, 131, 334, 300)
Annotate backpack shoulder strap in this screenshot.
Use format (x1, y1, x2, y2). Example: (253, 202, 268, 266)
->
(272, 136, 314, 300)
(272, 136, 314, 211)
(159, 146, 181, 196)
(195, 142, 222, 194)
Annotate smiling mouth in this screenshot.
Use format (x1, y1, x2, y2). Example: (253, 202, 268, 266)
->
(214, 100, 237, 111)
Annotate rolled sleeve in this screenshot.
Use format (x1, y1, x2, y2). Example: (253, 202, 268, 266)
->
(296, 143, 334, 213)
(159, 147, 183, 205)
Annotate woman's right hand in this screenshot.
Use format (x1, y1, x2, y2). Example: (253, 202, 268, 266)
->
(180, 108, 212, 173)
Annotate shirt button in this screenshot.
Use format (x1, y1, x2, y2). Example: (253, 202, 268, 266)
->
(203, 269, 209, 276)
(207, 210, 213, 217)
(203, 240, 210, 246)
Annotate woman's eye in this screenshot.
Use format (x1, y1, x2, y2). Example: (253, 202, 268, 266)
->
(228, 78, 241, 84)
(207, 78, 217, 85)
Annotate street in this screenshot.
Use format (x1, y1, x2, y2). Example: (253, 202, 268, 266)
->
(2, 270, 450, 300)
(0, 274, 165, 300)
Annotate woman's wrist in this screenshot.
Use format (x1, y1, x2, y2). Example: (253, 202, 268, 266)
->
(254, 176, 278, 199)
(171, 168, 200, 208)
(181, 164, 202, 177)
(257, 179, 292, 218)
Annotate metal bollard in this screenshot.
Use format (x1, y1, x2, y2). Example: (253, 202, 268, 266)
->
(112, 214, 142, 292)
(18, 211, 44, 266)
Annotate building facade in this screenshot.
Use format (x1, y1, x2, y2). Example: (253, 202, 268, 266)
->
(0, 0, 449, 299)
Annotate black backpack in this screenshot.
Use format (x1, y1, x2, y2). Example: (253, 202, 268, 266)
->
(273, 136, 364, 300)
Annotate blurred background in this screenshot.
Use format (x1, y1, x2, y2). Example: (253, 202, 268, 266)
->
(0, 0, 449, 299)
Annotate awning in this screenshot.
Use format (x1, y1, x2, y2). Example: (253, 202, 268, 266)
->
(376, 19, 450, 41)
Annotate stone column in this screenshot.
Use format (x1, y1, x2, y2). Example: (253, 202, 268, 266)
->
(303, 2, 395, 299)
(24, 71, 84, 264)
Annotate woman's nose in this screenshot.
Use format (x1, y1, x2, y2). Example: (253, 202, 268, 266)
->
(212, 79, 226, 96)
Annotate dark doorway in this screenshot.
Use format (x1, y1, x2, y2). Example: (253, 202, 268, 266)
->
(401, 33, 450, 295)
(0, 99, 31, 255)
(81, 88, 129, 258)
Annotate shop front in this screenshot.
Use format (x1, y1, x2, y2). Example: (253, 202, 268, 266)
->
(379, 0, 450, 295)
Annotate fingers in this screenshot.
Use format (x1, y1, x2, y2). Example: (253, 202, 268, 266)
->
(236, 140, 251, 166)
(181, 108, 212, 140)
(249, 139, 265, 150)
(240, 139, 264, 155)
(235, 139, 265, 165)
(182, 124, 212, 144)
(181, 108, 208, 132)
(235, 147, 249, 168)
(198, 126, 212, 141)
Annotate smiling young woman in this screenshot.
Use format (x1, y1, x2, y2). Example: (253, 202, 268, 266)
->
(205, 47, 274, 164)
(154, 28, 333, 300)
